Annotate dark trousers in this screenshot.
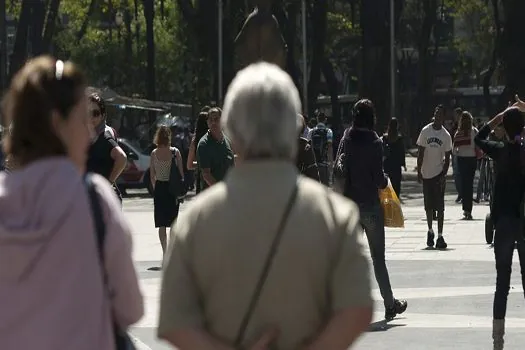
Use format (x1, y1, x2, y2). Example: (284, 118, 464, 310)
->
(493, 216, 525, 319)
(457, 156, 477, 213)
(359, 203, 395, 308)
(318, 163, 329, 186)
(385, 166, 402, 198)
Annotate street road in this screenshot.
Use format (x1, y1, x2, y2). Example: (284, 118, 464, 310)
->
(124, 183, 524, 350)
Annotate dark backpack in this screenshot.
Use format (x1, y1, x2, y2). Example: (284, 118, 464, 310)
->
(311, 128, 329, 163)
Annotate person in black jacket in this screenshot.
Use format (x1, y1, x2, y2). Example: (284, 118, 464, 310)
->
(341, 99, 407, 321)
(474, 98, 525, 350)
(381, 118, 406, 198)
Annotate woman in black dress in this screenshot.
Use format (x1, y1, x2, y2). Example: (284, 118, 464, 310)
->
(382, 118, 407, 198)
(150, 126, 184, 257)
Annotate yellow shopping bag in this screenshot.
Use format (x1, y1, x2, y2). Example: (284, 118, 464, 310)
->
(379, 181, 405, 228)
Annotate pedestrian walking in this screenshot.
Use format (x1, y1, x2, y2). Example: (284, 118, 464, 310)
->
(308, 112, 333, 186)
(416, 105, 453, 249)
(86, 93, 128, 203)
(158, 62, 373, 350)
(381, 117, 407, 198)
(474, 98, 525, 350)
(296, 114, 320, 181)
(150, 126, 184, 258)
(452, 107, 463, 203)
(453, 111, 478, 220)
(196, 107, 235, 190)
(340, 99, 408, 321)
(0, 56, 143, 350)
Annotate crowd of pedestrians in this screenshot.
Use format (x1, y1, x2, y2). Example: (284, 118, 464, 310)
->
(1, 55, 525, 350)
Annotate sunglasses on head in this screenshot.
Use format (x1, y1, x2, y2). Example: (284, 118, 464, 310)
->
(91, 109, 102, 117)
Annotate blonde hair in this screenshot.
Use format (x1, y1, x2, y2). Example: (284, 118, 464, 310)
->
(154, 125, 171, 146)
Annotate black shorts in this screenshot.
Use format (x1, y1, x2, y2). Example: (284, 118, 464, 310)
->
(423, 174, 445, 212)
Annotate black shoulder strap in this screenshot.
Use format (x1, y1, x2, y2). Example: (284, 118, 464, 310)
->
(84, 174, 106, 263)
(234, 183, 299, 347)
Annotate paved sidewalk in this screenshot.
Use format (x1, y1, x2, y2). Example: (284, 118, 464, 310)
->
(124, 196, 525, 350)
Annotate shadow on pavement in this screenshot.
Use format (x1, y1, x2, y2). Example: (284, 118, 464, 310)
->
(368, 320, 406, 332)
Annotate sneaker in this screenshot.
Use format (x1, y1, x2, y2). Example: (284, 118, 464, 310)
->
(463, 212, 473, 220)
(385, 299, 408, 321)
(455, 196, 462, 203)
(427, 230, 435, 248)
(436, 236, 448, 249)
(473, 197, 480, 204)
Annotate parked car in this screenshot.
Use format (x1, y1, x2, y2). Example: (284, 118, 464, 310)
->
(117, 138, 153, 195)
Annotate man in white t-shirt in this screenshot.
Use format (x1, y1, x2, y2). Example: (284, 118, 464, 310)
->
(416, 105, 453, 249)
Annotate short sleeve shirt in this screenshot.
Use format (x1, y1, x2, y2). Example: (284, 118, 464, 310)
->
(416, 123, 453, 179)
(307, 123, 333, 143)
(86, 127, 119, 180)
(196, 132, 234, 190)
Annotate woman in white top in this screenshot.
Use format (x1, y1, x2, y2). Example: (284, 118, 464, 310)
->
(150, 126, 184, 258)
(453, 111, 478, 220)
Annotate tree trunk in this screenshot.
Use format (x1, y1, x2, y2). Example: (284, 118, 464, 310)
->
(307, 0, 328, 117)
(41, 0, 61, 53)
(29, 0, 46, 56)
(499, 0, 525, 106)
(482, 0, 501, 116)
(143, 0, 156, 130)
(322, 58, 341, 129)
(360, 0, 390, 130)
(9, 0, 32, 78)
(76, 0, 96, 42)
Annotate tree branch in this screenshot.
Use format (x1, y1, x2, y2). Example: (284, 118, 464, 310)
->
(76, 0, 97, 42)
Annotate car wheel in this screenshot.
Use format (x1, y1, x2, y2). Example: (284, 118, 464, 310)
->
(144, 168, 153, 196)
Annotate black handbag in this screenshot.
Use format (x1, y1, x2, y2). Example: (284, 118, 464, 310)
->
(85, 174, 136, 350)
(233, 184, 298, 348)
(168, 148, 186, 197)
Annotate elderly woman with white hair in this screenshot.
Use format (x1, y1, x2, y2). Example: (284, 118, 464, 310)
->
(158, 62, 373, 350)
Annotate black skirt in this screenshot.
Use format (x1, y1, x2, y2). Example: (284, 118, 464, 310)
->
(153, 181, 180, 228)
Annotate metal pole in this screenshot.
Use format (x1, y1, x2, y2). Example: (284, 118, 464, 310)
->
(389, 0, 395, 118)
(301, 0, 307, 113)
(218, 0, 223, 105)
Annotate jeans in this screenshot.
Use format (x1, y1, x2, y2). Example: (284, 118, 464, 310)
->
(458, 156, 477, 213)
(452, 155, 462, 197)
(493, 216, 525, 319)
(359, 203, 395, 308)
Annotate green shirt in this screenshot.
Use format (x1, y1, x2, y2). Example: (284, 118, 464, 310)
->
(197, 131, 234, 190)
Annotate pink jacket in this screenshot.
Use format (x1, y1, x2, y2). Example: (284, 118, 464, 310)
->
(0, 158, 143, 350)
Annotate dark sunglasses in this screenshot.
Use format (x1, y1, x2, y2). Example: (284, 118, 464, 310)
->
(91, 109, 102, 118)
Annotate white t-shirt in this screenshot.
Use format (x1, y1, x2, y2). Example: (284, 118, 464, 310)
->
(416, 123, 453, 179)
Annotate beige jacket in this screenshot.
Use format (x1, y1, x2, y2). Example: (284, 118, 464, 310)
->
(158, 160, 372, 349)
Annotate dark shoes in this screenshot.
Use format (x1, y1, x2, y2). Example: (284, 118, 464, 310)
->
(455, 196, 462, 204)
(427, 230, 435, 247)
(385, 299, 408, 321)
(436, 236, 448, 249)
(463, 211, 473, 220)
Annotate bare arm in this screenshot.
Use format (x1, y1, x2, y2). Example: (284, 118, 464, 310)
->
(109, 146, 127, 183)
(176, 150, 184, 179)
(201, 168, 217, 186)
(149, 151, 156, 189)
(302, 307, 373, 350)
(417, 146, 425, 176)
(442, 151, 451, 176)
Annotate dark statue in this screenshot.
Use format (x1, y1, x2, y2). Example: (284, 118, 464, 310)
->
(234, 0, 287, 70)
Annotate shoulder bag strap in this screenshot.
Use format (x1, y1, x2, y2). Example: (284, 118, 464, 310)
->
(234, 183, 299, 347)
(85, 174, 107, 264)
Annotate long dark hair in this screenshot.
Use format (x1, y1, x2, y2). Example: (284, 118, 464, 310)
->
(386, 118, 399, 138)
(193, 111, 208, 155)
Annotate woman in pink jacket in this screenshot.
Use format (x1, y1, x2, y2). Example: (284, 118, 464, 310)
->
(0, 56, 143, 349)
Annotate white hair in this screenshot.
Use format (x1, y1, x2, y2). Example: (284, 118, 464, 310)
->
(222, 62, 302, 160)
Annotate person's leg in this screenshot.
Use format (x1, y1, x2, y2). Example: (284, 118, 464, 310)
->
(436, 175, 447, 248)
(493, 217, 516, 349)
(318, 164, 329, 186)
(477, 158, 486, 201)
(360, 207, 395, 308)
(423, 178, 435, 247)
(463, 157, 477, 216)
(390, 167, 402, 198)
(158, 227, 167, 256)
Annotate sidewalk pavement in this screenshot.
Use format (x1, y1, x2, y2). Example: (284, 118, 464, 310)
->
(124, 196, 525, 350)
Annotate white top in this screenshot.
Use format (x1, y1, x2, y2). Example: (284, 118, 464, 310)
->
(416, 123, 453, 179)
(453, 127, 478, 158)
